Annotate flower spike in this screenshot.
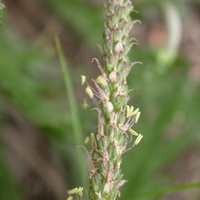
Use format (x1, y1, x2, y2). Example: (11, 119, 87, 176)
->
(87, 1, 142, 199)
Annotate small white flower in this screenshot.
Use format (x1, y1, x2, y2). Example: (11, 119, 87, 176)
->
(109, 71, 117, 82)
(115, 41, 123, 54)
(107, 101, 114, 113)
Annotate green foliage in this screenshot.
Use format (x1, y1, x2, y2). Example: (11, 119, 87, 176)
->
(134, 182, 200, 198)
(0, 30, 72, 139)
(121, 47, 200, 199)
(0, 142, 21, 200)
(45, 0, 103, 47)
(0, 0, 5, 31)
(86, 1, 143, 199)
(55, 36, 87, 189)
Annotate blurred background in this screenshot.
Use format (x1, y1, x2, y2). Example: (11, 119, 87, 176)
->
(0, 0, 200, 199)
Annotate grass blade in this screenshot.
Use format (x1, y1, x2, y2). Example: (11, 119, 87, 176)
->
(55, 36, 86, 188)
(135, 182, 200, 198)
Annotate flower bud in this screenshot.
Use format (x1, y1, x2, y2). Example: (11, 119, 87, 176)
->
(109, 71, 117, 82)
(115, 41, 123, 54)
(107, 101, 114, 112)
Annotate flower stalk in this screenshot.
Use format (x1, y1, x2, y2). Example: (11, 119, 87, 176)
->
(83, 0, 143, 199)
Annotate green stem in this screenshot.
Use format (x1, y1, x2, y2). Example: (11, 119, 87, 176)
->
(55, 36, 86, 189)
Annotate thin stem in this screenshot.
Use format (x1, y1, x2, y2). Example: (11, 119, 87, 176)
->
(55, 36, 87, 189)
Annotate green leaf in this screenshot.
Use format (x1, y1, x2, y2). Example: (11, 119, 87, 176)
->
(55, 36, 87, 189)
(135, 182, 200, 198)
